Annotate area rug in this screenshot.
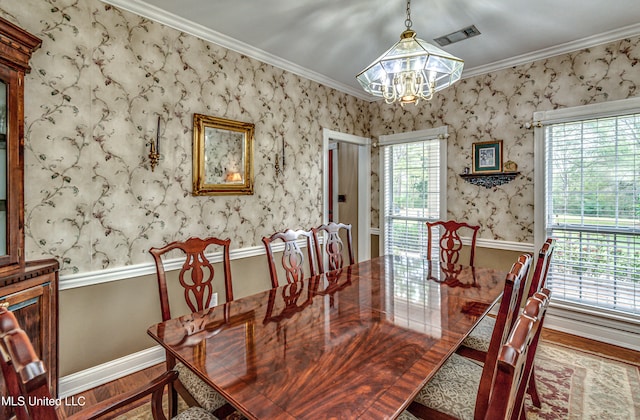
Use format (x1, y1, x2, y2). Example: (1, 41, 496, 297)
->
(524, 342, 640, 420)
(118, 342, 639, 419)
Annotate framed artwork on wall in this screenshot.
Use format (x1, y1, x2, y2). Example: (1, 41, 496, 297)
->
(192, 113, 255, 195)
(472, 140, 503, 173)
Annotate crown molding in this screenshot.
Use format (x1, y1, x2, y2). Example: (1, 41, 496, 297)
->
(462, 22, 640, 79)
(99, 0, 372, 101)
(100, 1, 640, 101)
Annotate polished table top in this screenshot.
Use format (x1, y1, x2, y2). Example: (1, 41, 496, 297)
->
(147, 255, 506, 420)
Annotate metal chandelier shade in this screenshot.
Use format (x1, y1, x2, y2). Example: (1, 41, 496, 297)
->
(356, 0, 464, 106)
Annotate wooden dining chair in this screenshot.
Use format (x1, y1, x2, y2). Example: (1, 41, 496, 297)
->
(408, 253, 532, 419)
(149, 236, 234, 417)
(485, 288, 551, 420)
(262, 228, 319, 288)
(0, 306, 216, 420)
(426, 220, 480, 265)
(312, 222, 355, 273)
(457, 238, 555, 408)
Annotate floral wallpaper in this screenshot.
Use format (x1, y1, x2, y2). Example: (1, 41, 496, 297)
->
(1, 0, 369, 275)
(369, 35, 640, 243)
(2, 0, 639, 276)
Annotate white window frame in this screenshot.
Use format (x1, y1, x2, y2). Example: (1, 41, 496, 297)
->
(534, 96, 640, 351)
(379, 127, 448, 256)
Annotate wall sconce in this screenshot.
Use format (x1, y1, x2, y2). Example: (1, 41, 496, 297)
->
(275, 137, 285, 176)
(149, 116, 161, 171)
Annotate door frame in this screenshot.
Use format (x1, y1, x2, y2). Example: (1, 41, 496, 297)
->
(322, 128, 371, 262)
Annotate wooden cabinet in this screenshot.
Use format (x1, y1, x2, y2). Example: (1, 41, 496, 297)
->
(0, 259, 58, 418)
(0, 18, 41, 273)
(0, 17, 58, 419)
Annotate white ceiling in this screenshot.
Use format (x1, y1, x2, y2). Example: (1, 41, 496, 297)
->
(105, 0, 640, 101)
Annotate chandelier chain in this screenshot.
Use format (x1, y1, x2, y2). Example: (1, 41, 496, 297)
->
(405, 0, 412, 30)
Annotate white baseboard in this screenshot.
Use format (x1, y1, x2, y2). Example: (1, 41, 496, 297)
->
(58, 346, 165, 398)
(544, 304, 640, 351)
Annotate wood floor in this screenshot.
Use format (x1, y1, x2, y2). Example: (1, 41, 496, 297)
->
(60, 328, 640, 418)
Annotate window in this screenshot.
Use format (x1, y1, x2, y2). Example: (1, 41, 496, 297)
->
(535, 97, 640, 320)
(380, 127, 447, 257)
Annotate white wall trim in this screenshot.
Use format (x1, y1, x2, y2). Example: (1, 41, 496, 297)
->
(545, 304, 640, 351)
(60, 241, 302, 291)
(58, 346, 165, 398)
(60, 236, 533, 291)
(369, 228, 535, 253)
(533, 95, 640, 126)
(474, 238, 534, 253)
(322, 128, 372, 262)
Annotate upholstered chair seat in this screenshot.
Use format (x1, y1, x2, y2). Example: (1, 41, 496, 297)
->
(414, 353, 482, 420)
(174, 407, 218, 420)
(457, 238, 556, 409)
(174, 363, 228, 412)
(460, 316, 495, 353)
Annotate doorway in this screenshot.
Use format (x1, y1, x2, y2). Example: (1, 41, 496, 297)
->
(322, 128, 371, 262)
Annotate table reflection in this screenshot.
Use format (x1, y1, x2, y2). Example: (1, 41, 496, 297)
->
(148, 255, 506, 420)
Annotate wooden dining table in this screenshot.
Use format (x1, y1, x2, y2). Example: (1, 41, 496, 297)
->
(147, 254, 507, 420)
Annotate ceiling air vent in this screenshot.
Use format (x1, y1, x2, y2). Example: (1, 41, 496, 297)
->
(434, 25, 481, 46)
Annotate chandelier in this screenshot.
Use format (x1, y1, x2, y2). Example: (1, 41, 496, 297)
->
(356, 0, 464, 106)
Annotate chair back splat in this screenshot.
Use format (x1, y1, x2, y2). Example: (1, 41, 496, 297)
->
(427, 220, 480, 265)
(150, 236, 233, 321)
(263, 228, 319, 288)
(312, 222, 354, 273)
(149, 236, 236, 417)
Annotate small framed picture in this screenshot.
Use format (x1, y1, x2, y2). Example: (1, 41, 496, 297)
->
(472, 140, 503, 173)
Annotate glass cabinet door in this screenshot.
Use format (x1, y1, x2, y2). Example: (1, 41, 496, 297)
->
(0, 65, 21, 271)
(0, 17, 41, 272)
(0, 80, 6, 256)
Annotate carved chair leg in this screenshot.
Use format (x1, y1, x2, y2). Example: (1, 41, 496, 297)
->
(168, 382, 179, 417)
(528, 366, 542, 408)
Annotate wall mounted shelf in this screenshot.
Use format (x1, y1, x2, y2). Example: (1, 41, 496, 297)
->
(459, 171, 520, 189)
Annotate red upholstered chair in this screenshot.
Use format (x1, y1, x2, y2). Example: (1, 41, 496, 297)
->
(149, 236, 234, 417)
(457, 238, 555, 408)
(262, 228, 319, 288)
(312, 222, 355, 273)
(486, 288, 551, 420)
(426, 220, 480, 265)
(0, 306, 216, 420)
(409, 253, 532, 420)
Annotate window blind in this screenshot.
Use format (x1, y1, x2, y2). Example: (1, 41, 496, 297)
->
(383, 138, 442, 257)
(545, 112, 640, 317)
